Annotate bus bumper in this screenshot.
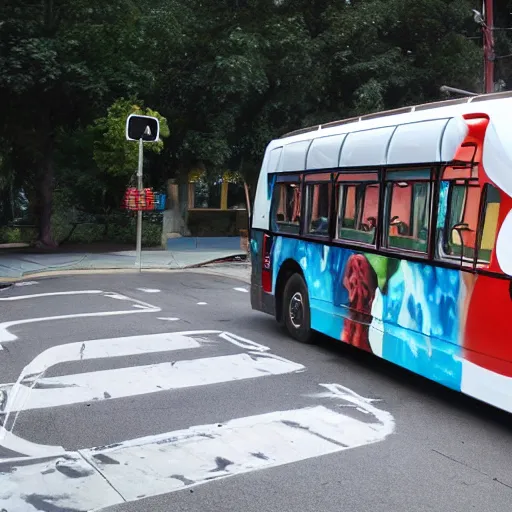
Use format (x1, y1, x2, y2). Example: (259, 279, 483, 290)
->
(250, 283, 275, 317)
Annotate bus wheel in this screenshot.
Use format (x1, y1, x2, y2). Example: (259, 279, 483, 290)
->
(283, 273, 313, 343)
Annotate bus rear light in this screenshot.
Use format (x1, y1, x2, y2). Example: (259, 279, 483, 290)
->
(262, 270, 272, 293)
(262, 234, 273, 293)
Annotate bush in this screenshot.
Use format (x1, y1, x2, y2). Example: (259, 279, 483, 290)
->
(187, 210, 239, 236)
(0, 226, 37, 244)
(51, 210, 162, 247)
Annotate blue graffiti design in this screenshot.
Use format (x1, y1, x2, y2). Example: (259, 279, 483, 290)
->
(437, 181, 449, 229)
(271, 236, 463, 390)
(267, 174, 277, 201)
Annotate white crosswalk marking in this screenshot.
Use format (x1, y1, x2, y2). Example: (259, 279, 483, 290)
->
(1, 353, 304, 412)
(0, 330, 395, 511)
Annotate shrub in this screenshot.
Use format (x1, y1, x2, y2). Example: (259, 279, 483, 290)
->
(51, 210, 162, 247)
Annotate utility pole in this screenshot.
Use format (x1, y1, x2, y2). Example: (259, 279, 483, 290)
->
(136, 137, 143, 269)
(483, 0, 495, 93)
(125, 114, 160, 271)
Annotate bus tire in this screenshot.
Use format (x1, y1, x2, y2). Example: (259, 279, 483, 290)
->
(283, 273, 313, 343)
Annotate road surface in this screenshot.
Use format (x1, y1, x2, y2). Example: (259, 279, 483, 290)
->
(0, 270, 511, 512)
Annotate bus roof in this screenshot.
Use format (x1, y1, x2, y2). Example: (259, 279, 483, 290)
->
(252, 90, 512, 235)
(262, 91, 512, 175)
(280, 90, 512, 140)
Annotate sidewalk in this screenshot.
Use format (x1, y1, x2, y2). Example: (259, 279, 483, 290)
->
(0, 245, 248, 282)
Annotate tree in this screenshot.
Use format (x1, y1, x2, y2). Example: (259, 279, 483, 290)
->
(0, 0, 150, 245)
(92, 98, 170, 179)
(0, 0, 488, 241)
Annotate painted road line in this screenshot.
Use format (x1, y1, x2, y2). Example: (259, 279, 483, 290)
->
(1, 330, 258, 405)
(0, 308, 161, 343)
(0, 292, 161, 343)
(0, 331, 203, 398)
(0, 331, 227, 423)
(0, 384, 394, 510)
(0, 454, 123, 511)
(137, 288, 161, 293)
(0, 331, 289, 457)
(101, 291, 159, 310)
(0, 290, 103, 301)
(0, 332, 201, 456)
(234, 287, 249, 293)
(218, 331, 270, 352)
(174, 330, 270, 352)
(80, 403, 394, 502)
(0, 429, 67, 460)
(1, 353, 305, 412)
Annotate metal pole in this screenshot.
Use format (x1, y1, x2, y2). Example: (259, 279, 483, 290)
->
(135, 137, 143, 270)
(484, 0, 495, 93)
(440, 85, 478, 97)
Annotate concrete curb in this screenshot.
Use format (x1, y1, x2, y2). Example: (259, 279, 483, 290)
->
(0, 254, 250, 285)
(185, 267, 251, 284)
(0, 267, 251, 286)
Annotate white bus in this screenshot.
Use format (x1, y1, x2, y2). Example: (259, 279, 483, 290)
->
(250, 90, 512, 414)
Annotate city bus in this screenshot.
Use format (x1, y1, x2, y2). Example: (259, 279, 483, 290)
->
(249, 90, 512, 414)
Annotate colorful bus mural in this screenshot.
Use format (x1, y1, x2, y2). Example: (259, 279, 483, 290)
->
(250, 91, 512, 414)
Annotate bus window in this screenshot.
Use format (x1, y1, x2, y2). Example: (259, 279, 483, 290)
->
(336, 183, 379, 245)
(447, 182, 479, 265)
(384, 180, 432, 254)
(304, 181, 331, 236)
(435, 176, 488, 267)
(271, 180, 301, 234)
(478, 184, 501, 266)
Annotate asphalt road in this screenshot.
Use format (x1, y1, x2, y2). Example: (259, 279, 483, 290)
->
(0, 269, 511, 512)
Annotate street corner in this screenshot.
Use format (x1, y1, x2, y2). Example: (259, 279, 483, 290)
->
(0, 323, 396, 512)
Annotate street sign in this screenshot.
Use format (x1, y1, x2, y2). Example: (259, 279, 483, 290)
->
(125, 114, 160, 142)
(125, 113, 161, 270)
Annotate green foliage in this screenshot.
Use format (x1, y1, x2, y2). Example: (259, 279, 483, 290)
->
(92, 99, 170, 178)
(0, 226, 37, 245)
(1, 0, 504, 246)
(51, 211, 162, 247)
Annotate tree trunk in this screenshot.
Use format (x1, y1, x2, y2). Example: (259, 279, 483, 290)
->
(37, 141, 57, 247)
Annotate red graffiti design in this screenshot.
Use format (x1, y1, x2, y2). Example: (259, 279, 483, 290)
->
(341, 254, 378, 352)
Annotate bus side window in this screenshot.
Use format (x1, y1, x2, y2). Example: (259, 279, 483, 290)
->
(304, 181, 332, 236)
(336, 183, 379, 245)
(383, 177, 432, 254)
(271, 180, 301, 234)
(435, 174, 485, 267)
(477, 184, 501, 267)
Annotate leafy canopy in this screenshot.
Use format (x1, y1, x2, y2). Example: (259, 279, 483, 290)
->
(92, 99, 170, 178)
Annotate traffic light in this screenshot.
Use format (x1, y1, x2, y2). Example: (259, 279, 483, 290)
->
(125, 114, 160, 142)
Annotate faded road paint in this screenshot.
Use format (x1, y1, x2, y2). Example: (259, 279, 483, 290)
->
(0, 290, 103, 301)
(0, 331, 274, 456)
(0, 384, 394, 511)
(0, 290, 161, 343)
(1, 352, 305, 412)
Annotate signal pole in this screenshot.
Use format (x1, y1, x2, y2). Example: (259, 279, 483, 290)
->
(136, 137, 143, 270)
(483, 0, 495, 93)
(125, 114, 160, 271)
